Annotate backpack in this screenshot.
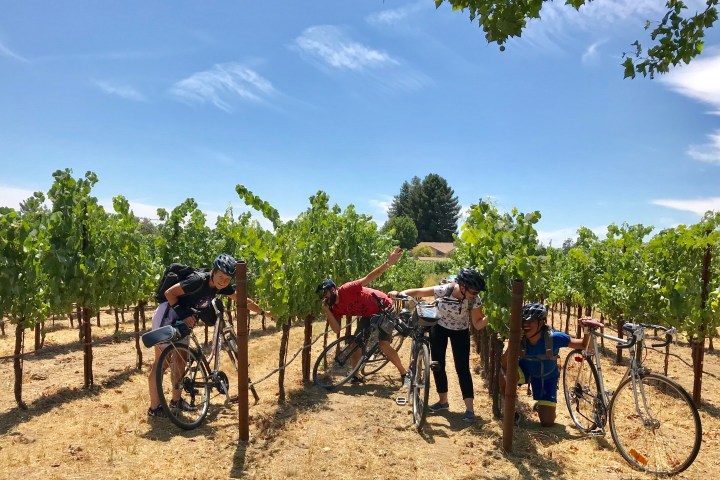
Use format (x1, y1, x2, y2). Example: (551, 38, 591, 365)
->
(154, 263, 207, 303)
(519, 326, 557, 361)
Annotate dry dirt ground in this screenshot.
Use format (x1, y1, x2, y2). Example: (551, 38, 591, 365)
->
(1, 309, 719, 480)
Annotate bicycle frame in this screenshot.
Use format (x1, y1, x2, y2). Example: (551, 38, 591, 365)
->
(578, 322, 674, 430)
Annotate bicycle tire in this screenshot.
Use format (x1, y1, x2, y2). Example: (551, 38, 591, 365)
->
(563, 349, 604, 432)
(156, 343, 211, 430)
(412, 342, 431, 431)
(361, 330, 405, 377)
(313, 335, 364, 390)
(608, 373, 701, 476)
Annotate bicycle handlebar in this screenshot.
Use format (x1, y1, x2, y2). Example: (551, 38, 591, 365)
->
(619, 323, 676, 349)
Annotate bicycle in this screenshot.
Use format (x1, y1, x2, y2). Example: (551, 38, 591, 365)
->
(563, 318, 702, 475)
(361, 325, 405, 377)
(143, 298, 259, 430)
(393, 293, 439, 431)
(313, 293, 410, 390)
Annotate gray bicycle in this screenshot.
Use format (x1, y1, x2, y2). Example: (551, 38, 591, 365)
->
(563, 318, 701, 475)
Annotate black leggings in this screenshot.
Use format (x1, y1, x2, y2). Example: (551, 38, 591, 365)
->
(430, 324, 473, 399)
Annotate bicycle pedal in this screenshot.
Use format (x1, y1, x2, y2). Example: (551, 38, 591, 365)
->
(395, 396, 408, 406)
(589, 428, 606, 438)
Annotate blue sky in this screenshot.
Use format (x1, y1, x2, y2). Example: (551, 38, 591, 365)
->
(1, 1, 719, 246)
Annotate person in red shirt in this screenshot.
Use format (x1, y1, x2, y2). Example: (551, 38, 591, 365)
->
(316, 247, 409, 386)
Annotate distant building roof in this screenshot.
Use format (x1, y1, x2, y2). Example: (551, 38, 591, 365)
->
(416, 242, 456, 256)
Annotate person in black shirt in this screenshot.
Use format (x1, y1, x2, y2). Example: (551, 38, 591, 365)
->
(147, 254, 269, 418)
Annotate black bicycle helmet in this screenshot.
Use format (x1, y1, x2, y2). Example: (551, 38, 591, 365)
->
(456, 268, 486, 292)
(214, 253, 237, 276)
(315, 279, 336, 297)
(522, 303, 547, 322)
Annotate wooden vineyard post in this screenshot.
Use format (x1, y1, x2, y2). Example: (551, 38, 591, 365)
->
(236, 261, 249, 441)
(502, 279, 524, 452)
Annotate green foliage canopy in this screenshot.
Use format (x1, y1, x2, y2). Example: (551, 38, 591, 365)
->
(436, 0, 719, 78)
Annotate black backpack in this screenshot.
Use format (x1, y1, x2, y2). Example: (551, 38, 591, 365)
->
(154, 263, 207, 303)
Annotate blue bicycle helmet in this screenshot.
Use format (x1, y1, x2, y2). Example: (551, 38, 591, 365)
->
(214, 254, 237, 276)
(522, 303, 547, 322)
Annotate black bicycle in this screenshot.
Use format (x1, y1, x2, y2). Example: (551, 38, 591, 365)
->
(144, 298, 259, 430)
(313, 293, 409, 390)
(394, 293, 439, 431)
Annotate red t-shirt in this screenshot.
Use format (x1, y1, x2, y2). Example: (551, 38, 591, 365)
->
(330, 280, 391, 318)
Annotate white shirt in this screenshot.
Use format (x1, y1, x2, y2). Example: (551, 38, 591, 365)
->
(433, 284, 481, 331)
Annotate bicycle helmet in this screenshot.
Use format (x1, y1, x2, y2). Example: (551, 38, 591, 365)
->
(456, 268, 486, 292)
(315, 279, 337, 305)
(315, 279, 336, 296)
(522, 303, 547, 323)
(214, 253, 236, 276)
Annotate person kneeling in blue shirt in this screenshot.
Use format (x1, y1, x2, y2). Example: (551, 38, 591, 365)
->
(501, 303, 588, 427)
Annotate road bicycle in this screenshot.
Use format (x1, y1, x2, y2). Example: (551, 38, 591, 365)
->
(393, 293, 440, 431)
(563, 318, 701, 475)
(143, 298, 259, 430)
(313, 293, 410, 390)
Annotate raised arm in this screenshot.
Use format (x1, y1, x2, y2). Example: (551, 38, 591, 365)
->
(357, 247, 403, 287)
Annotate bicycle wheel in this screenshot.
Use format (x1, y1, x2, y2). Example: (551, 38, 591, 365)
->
(411, 342, 431, 430)
(156, 343, 211, 430)
(313, 335, 364, 390)
(361, 329, 405, 377)
(608, 373, 701, 476)
(563, 349, 604, 432)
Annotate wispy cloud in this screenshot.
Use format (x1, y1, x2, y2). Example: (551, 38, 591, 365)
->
(366, 2, 426, 26)
(518, 1, 666, 53)
(294, 25, 397, 71)
(0, 40, 29, 63)
(293, 25, 431, 92)
(660, 50, 720, 115)
(686, 130, 720, 164)
(93, 80, 145, 101)
(652, 197, 720, 215)
(581, 39, 608, 64)
(169, 62, 277, 112)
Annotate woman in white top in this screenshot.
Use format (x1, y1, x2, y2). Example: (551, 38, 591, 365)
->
(390, 268, 488, 421)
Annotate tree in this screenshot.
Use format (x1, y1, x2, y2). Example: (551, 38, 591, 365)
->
(436, 0, 719, 78)
(381, 216, 418, 250)
(388, 174, 460, 242)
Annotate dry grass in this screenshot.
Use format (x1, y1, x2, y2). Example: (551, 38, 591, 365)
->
(1, 309, 719, 479)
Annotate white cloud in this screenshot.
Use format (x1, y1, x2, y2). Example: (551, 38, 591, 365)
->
(93, 80, 145, 101)
(536, 225, 608, 247)
(687, 130, 720, 164)
(0, 40, 29, 63)
(581, 39, 607, 64)
(0, 185, 39, 209)
(169, 62, 277, 112)
(366, 2, 426, 26)
(652, 197, 720, 216)
(519, 1, 666, 52)
(661, 50, 720, 115)
(293, 25, 398, 71)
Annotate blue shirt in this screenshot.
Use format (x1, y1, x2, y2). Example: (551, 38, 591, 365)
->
(518, 330, 570, 380)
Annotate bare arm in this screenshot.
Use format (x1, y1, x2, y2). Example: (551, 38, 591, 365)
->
(471, 305, 489, 331)
(388, 285, 436, 299)
(164, 283, 195, 328)
(358, 247, 403, 286)
(322, 304, 341, 335)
